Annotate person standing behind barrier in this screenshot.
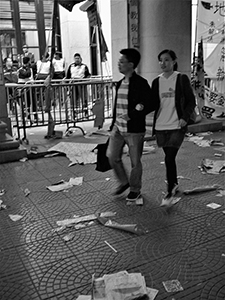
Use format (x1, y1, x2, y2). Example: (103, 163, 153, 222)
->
(151, 49, 196, 207)
(52, 52, 65, 80)
(18, 56, 38, 122)
(3, 57, 18, 113)
(107, 48, 155, 201)
(66, 53, 91, 117)
(22, 44, 37, 78)
(36, 53, 51, 80)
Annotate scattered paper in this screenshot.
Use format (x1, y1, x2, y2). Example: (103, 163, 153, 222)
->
(162, 279, 184, 292)
(206, 203, 221, 209)
(24, 188, 30, 197)
(20, 157, 28, 162)
(57, 214, 97, 227)
(46, 177, 83, 192)
(76, 296, 91, 300)
(74, 223, 86, 230)
(214, 153, 223, 157)
(63, 232, 75, 242)
(100, 211, 116, 218)
(216, 190, 225, 197)
(0, 189, 5, 196)
(97, 216, 147, 235)
(48, 142, 97, 165)
(104, 272, 147, 300)
(177, 175, 191, 180)
(0, 200, 7, 210)
(214, 146, 225, 153)
(146, 287, 159, 300)
(171, 197, 181, 205)
(183, 184, 221, 194)
(9, 214, 23, 221)
(201, 159, 225, 174)
(142, 145, 155, 155)
(78, 271, 158, 300)
(69, 177, 83, 186)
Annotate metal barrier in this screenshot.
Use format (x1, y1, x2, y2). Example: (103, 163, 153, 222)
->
(5, 77, 114, 144)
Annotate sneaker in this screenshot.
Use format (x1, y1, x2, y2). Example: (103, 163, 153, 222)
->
(126, 191, 141, 201)
(113, 183, 129, 196)
(171, 184, 179, 196)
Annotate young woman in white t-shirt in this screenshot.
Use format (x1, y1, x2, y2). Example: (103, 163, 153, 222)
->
(151, 49, 196, 207)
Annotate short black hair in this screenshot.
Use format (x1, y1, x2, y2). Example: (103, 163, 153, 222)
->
(74, 53, 81, 58)
(23, 56, 30, 64)
(120, 48, 141, 69)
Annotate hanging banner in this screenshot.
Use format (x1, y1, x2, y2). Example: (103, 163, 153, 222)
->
(202, 85, 225, 118)
(204, 40, 225, 84)
(192, 39, 205, 116)
(128, 0, 139, 49)
(196, 0, 225, 43)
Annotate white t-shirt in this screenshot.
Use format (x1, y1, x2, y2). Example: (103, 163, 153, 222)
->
(36, 60, 51, 74)
(70, 64, 86, 79)
(52, 58, 65, 72)
(155, 71, 181, 130)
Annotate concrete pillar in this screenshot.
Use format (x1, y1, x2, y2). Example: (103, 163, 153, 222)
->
(110, 0, 192, 83)
(139, 0, 192, 84)
(111, 0, 128, 80)
(0, 44, 26, 163)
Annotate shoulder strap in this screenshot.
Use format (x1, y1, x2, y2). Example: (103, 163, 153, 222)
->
(178, 73, 184, 96)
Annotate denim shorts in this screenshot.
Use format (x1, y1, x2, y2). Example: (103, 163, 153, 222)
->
(155, 129, 185, 148)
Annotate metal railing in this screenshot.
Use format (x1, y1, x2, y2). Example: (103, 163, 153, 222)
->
(5, 76, 114, 143)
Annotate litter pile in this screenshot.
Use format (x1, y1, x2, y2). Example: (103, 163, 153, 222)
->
(77, 271, 159, 300)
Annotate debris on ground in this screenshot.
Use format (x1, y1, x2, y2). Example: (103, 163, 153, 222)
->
(76, 271, 159, 300)
(162, 279, 184, 292)
(19, 157, 28, 162)
(24, 188, 31, 197)
(177, 175, 192, 180)
(216, 190, 225, 197)
(187, 135, 224, 148)
(46, 176, 83, 192)
(63, 232, 75, 242)
(183, 184, 221, 194)
(104, 240, 117, 253)
(0, 189, 5, 196)
(0, 200, 7, 210)
(9, 214, 23, 221)
(206, 203, 222, 209)
(97, 216, 147, 235)
(56, 212, 115, 228)
(201, 159, 225, 174)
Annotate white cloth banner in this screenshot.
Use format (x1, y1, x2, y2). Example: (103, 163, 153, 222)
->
(202, 85, 225, 118)
(197, 0, 225, 44)
(204, 41, 225, 82)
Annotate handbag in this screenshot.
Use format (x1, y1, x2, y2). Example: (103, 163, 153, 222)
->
(95, 139, 112, 172)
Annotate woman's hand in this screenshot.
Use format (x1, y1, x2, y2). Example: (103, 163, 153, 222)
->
(179, 118, 187, 127)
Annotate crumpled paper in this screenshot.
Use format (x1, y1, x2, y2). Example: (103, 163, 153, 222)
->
(46, 177, 83, 191)
(201, 159, 225, 174)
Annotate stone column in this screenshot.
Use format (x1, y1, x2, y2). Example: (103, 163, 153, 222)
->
(139, 0, 192, 83)
(0, 44, 26, 163)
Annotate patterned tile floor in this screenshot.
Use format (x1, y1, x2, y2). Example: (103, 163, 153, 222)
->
(1, 124, 225, 300)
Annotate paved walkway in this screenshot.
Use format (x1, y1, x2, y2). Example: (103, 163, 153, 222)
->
(0, 120, 225, 299)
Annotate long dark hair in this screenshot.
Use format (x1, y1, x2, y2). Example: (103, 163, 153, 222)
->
(158, 49, 178, 71)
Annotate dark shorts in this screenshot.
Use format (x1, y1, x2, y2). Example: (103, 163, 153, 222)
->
(155, 129, 185, 149)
